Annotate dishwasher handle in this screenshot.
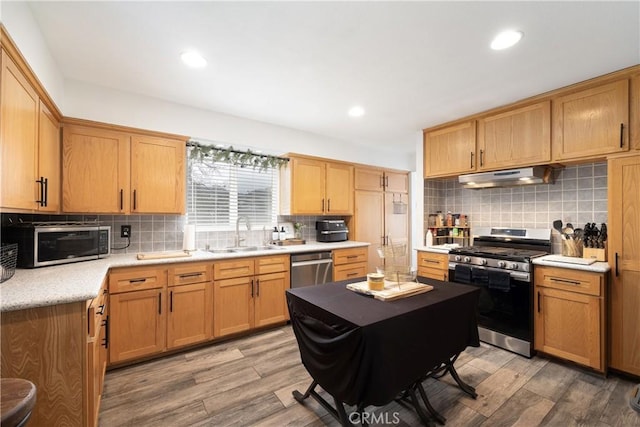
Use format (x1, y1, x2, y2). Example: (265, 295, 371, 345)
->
(291, 259, 333, 268)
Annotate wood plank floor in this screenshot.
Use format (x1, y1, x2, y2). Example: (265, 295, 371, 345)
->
(99, 325, 640, 426)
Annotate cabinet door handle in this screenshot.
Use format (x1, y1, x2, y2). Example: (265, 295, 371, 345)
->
(97, 304, 105, 315)
(550, 277, 581, 286)
(102, 315, 109, 349)
(120, 189, 124, 211)
(620, 123, 624, 148)
(615, 252, 619, 277)
(480, 150, 484, 167)
(327, 199, 331, 212)
(170, 291, 173, 312)
(251, 279, 254, 298)
(470, 152, 474, 169)
(36, 177, 45, 207)
(179, 272, 203, 279)
(346, 272, 358, 277)
(385, 176, 389, 188)
(380, 175, 385, 189)
(44, 177, 49, 207)
(537, 291, 541, 313)
(321, 199, 325, 212)
(158, 293, 162, 314)
(424, 259, 439, 264)
(256, 279, 260, 297)
(133, 189, 137, 210)
(129, 278, 146, 284)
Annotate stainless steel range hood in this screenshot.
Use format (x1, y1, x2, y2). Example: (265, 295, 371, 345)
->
(458, 166, 553, 189)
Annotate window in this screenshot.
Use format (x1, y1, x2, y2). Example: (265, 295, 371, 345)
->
(186, 147, 279, 230)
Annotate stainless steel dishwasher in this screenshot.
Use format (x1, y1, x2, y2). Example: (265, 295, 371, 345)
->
(290, 251, 333, 288)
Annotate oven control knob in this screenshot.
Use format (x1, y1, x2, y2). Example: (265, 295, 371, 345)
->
(463, 256, 471, 263)
(479, 259, 487, 266)
(455, 255, 461, 262)
(497, 261, 506, 268)
(510, 263, 518, 270)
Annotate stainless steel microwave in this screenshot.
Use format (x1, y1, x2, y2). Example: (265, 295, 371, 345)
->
(3, 222, 111, 268)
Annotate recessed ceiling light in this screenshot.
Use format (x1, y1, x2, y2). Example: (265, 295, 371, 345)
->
(348, 106, 365, 117)
(181, 51, 207, 68)
(490, 30, 524, 50)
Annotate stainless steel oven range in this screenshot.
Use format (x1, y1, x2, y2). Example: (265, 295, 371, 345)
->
(448, 227, 551, 357)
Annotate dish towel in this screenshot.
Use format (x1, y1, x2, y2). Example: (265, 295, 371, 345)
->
(471, 267, 489, 284)
(454, 265, 472, 284)
(488, 270, 511, 292)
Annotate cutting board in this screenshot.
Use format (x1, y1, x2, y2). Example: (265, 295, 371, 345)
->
(136, 251, 192, 260)
(346, 281, 434, 301)
(542, 255, 596, 265)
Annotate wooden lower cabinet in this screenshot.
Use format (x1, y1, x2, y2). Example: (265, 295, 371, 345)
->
(167, 282, 214, 349)
(167, 262, 214, 349)
(333, 247, 368, 281)
(109, 288, 167, 363)
(608, 154, 640, 375)
(213, 255, 290, 338)
(1, 299, 102, 426)
(417, 250, 449, 281)
(534, 265, 606, 372)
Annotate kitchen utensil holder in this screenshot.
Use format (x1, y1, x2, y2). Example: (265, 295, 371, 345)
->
(561, 238, 583, 258)
(0, 243, 18, 283)
(583, 244, 607, 262)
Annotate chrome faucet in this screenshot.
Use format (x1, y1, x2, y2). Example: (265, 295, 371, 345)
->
(235, 216, 251, 247)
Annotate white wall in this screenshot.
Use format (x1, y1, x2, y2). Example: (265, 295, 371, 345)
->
(63, 80, 414, 170)
(1, 2, 65, 106)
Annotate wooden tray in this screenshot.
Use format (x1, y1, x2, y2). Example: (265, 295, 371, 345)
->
(346, 281, 433, 301)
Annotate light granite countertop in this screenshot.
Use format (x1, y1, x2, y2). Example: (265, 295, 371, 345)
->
(0, 241, 368, 313)
(532, 254, 611, 273)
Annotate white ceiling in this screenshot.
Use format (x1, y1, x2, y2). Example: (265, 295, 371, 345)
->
(27, 1, 640, 154)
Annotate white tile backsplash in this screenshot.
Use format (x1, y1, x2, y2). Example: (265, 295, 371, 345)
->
(423, 162, 608, 253)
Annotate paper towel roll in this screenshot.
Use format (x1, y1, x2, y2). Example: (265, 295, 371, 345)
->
(183, 224, 196, 251)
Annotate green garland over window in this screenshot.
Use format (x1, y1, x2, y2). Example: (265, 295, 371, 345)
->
(187, 141, 289, 171)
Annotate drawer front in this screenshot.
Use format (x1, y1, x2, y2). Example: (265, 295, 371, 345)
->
(534, 266, 602, 296)
(109, 267, 167, 293)
(214, 258, 255, 280)
(333, 247, 368, 266)
(255, 254, 290, 275)
(334, 262, 367, 281)
(417, 251, 449, 270)
(168, 262, 212, 286)
(418, 266, 448, 282)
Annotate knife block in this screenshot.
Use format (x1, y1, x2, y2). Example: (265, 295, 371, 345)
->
(583, 244, 607, 262)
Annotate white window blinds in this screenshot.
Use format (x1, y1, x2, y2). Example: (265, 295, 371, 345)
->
(186, 147, 279, 229)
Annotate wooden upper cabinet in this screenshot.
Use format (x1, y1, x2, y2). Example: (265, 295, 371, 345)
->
(282, 155, 353, 215)
(477, 101, 551, 170)
(355, 167, 408, 193)
(424, 120, 476, 178)
(37, 101, 61, 212)
(385, 171, 408, 193)
(62, 125, 130, 213)
(131, 135, 185, 214)
(355, 167, 384, 191)
(62, 123, 186, 214)
(552, 79, 629, 161)
(630, 73, 640, 151)
(1, 49, 39, 210)
(325, 161, 353, 214)
(288, 157, 325, 215)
